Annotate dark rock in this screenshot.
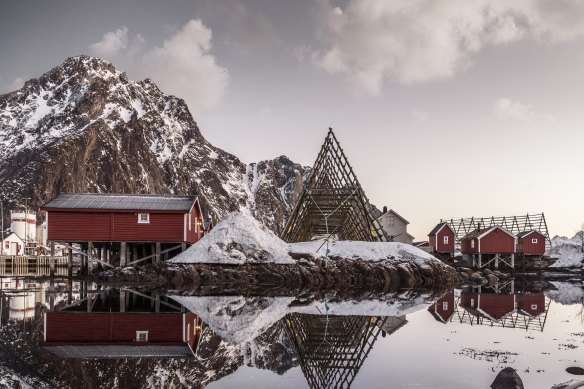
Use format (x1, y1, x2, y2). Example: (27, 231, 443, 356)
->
(486, 273, 499, 285)
(552, 379, 584, 389)
(458, 267, 474, 275)
(491, 367, 524, 389)
(567, 367, 584, 375)
(483, 268, 494, 275)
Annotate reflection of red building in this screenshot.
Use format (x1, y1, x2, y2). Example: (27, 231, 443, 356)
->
(516, 293, 546, 317)
(428, 291, 455, 323)
(42, 312, 202, 358)
(460, 292, 515, 321)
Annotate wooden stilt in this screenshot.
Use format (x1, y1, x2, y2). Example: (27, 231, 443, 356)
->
(478, 254, 482, 269)
(155, 242, 161, 263)
(87, 242, 94, 273)
(155, 293, 160, 313)
(120, 242, 127, 267)
(120, 290, 126, 313)
(68, 244, 73, 277)
(181, 242, 187, 252)
(49, 241, 55, 277)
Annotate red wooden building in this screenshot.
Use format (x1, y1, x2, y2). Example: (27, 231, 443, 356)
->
(461, 226, 516, 255)
(428, 222, 455, 254)
(41, 193, 206, 270)
(427, 291, 455, 323)
(516, 230, 546, 256)
(516, 293, 546, 317)
(42, 311, 202, 358)
(42, 193, 204, 244)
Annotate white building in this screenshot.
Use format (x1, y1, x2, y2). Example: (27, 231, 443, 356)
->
(1, 232, 25, 255)
(377, 207, 415, 244)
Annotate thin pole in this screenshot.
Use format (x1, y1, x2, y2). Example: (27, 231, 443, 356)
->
(1, 201, 4, 256)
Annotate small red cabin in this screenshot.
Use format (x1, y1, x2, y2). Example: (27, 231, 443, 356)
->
(461, 226, 516, 255)
(428, 222, 455, 253)
(516, 230, 546, 256)
(42, 311, 202, 358)
(42, 193, 204, 244)
(428, 291, 455, 323)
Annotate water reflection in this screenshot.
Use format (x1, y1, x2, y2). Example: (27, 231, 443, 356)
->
(41, 288, 203, 359)
(428, 283, 550, 331)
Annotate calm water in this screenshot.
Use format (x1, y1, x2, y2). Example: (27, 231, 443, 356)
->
(0, 276, 583, 388)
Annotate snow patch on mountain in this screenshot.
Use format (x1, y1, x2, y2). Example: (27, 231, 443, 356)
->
(545, 281, 584, 305)
(548, 233, 584, 268)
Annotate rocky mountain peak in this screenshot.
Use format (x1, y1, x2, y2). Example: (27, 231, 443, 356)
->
(0, 56, 307, 232)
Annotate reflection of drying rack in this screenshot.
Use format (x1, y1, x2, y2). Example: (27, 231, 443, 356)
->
(285, 313, 386, 389)
(452, 296, 551, 332)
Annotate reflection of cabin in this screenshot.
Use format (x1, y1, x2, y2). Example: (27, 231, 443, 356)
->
(41, 288, 202, 358)
(284, 313, 387, 389)
(376, 207, 414, 244)
(516, 293, 546, 317)
(516, 230, 546, 256)
(428, 291, 455, 323)
(1, 232, 24, 255)
(378, 315, 407, 337)
(460, 292, 515, 321)
(428, 222, 455, 254)
(42, 311, 201, 358)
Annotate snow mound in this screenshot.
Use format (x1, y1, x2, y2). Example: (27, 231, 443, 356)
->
(290, 240, 441, 267)
(169, 212, 294, 265)
(549, 233, 584, 268)
(545, 281, 584, 305)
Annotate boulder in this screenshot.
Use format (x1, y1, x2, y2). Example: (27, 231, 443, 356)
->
(483, 268, 494, 275)
(491, 367, 524, 389)
(469, 272, 487, 284)
(551, 379, 584, 389)
(458, 267, 474, 275)
(567, 367, 584, 375)
(486, 273, 500, 286)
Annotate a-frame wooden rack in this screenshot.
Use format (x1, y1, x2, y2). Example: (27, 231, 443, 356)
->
(281, 128, 388, 243)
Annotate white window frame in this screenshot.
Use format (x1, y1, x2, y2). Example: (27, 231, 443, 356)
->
(530, 304, 538, 310)
(137, 213, 150, 224)
(443, 236, 449, 244)
(136, 331, 149, 342)
(442, 301, 449, 310)
(189, 212, 192, 230)
(531, 238, 538, 244)
(471, 240, 475, 248)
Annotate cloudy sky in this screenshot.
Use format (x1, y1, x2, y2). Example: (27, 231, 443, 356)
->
(1, 0, 583, 239)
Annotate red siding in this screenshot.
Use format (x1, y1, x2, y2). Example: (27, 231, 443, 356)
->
(47, 210, 189, 243)
(430, 291, 455, 322)
(429, 235, 437, 250)
(435, 228, 455, 253)
(478, 228, 515, 254)
(45, 312, 184, 343)
(461, 237, 479, 254)
(185, 204, 204, 244)
(478, 294, 515, 320)
(517, 232, 546, 255)
(516, 293, 545, 316)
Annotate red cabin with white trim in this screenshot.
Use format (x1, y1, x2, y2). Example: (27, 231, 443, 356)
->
(428, 291, 455, 323)
(461, 226, 516, 255)
(428, 222, 455, 253)
(42, 193, 204, 244)
(516, 293, 546, 317)
(516, 230, 546, 256)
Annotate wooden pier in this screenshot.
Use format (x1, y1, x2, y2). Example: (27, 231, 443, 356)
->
(0, 255, 69, 276)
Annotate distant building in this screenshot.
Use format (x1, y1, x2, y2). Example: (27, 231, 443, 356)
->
(461, 226, 516, 255)
(377, 207, 414, 244)
(428, 222, 455, 254)
(1, 232, 24, 256)
(516, 230, 546, 256)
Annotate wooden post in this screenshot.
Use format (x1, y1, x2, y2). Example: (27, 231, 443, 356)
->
(155, 293, 160, 313)
(120, 242, 127, 267)
(68, 244, 73, 277)
(478, 254, 482, 269)
(87, 242, 94, 273)
(495, 254, 499, 269)
(132, 245, 138, 264)
(181, 242, 187, 252)
(49, 242, 55, 277)
(120, 290, 126, 313)
(155, 242, 161, 263)
(511, 253, 515, 269)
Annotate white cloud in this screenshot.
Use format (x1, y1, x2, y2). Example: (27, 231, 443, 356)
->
(88, 20, 229, 113)
(495, 97, 554, 123)
(311, 0, 584, 95)
(141, 20, 229, 113)
(89, 27, 129, 57)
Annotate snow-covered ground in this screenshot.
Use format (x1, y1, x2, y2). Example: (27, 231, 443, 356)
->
(169, 213, 294, 265)
(548, 233, 584, 268)
(170, 212, 445, 268)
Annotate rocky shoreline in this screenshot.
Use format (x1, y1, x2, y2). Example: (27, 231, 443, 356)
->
(93, 257, 463, 292)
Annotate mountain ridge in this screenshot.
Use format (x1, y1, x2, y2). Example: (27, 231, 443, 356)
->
(0, 55, 309, 232)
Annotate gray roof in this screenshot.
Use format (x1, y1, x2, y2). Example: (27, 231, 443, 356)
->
(42, 193, 197, 211)
(42, 344, 194, 358)
(428, 222, 452, 236)
(517, 230, 541, 239)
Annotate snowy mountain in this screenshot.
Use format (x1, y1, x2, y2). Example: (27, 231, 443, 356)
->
(0, 55, 309, 232)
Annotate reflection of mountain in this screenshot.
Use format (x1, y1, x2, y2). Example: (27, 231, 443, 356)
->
(284, 314, 389, 389)
(428, 288, 551, 331)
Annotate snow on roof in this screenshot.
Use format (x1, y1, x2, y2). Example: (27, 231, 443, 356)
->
(169, 212, 294, 265)
(42, 193, 197, 211)
(170, 294, 432, 344)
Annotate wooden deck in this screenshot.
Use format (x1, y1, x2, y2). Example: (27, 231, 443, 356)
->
(0, 255, 70, 276)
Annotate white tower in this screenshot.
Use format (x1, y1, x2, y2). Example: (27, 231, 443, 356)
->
(10, 211, 37, 243)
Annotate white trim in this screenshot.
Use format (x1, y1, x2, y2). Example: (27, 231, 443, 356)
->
(137, 213, 150, 224)
(182, 313, 186, 342)
(531, 238, 538, 244)
(136, 331, 149, 342)
(477, 226, 515, 240)
(44, 313, 47, 342)
(432, 223, 455, 237)
(519, 230, 542, 240)
(45, 212, 49, 238)
(184, 214, 187, 242)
